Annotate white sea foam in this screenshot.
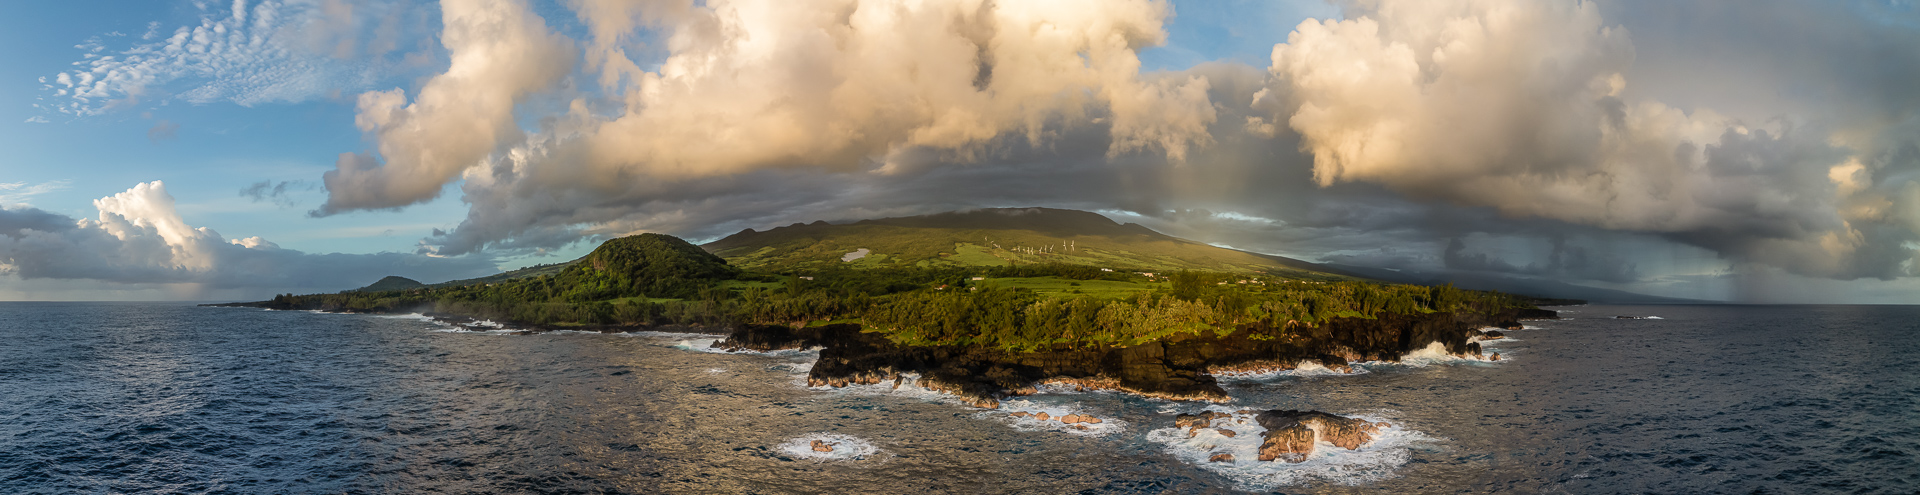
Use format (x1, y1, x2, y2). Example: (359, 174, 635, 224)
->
(980, 399, 1127, 437)
(429, 327, 520, 335)
(1645, 316, 1664, 319)
(769, 358, 815, 376)
(372, 312, 435, 322)
(542, 329, 607, 336)
(1359, 342, 1506, 368)
(668, 337, 726, 352)
(777, 433, 882, 461)
(619, 330, 722, 339)
(653, 336, 820, 357)
(1144, 408, 1438, 490)
(802, 372, 975, 406)
(1214, 360, 1372, 382)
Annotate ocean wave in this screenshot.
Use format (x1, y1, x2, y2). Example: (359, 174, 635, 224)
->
(980, 399, 1127, 437)
(1214, 360, 1371, 381)
(617, 330, 725, 339)
(777, 433, 882, 461)
(650, 336, 819, 357)
(1360, 342, 1505, 367)
(668, 338, 726, 352)
(371, 312, 436, 321)
(802, 373, 976, 406)
(1144, 408, 1438, 490)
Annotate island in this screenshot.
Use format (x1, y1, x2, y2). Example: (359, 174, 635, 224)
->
(208, 208, 1560, 464)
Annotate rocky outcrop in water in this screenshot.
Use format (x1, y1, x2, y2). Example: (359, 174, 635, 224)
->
(715, 308, 1554, 407)
(1254, 410, 1386, 463)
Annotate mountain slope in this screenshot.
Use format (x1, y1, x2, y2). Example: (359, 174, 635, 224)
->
(432, 260, 577, 288)
(353, 275, 425, 292)
(703, 207, 1350, 279)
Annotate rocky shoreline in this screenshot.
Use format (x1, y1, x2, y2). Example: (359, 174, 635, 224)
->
(1170, 409, 1391, 464)
(200, 302, 734, 336)
(211, 299, 1554, 471)
(713, 308, 1557, 408)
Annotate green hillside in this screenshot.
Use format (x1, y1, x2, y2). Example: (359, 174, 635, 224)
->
(352, 275, 425, 292)
(703, 207, 1353, 280)
(432, 260, 577, 288)
(249, 226, 1534, 351)
(547, 233, 739, 300)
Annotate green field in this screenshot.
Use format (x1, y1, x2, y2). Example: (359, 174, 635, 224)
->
(700, 208, 1357, 280)
(976, 276, 1160, 299)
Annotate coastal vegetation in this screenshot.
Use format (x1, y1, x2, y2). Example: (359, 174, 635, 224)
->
(255, 232, 1532, 352)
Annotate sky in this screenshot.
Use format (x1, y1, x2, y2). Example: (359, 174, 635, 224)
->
(3, 0, 1919, 303)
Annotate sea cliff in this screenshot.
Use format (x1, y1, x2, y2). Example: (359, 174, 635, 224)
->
(715, 307, 1557, 407)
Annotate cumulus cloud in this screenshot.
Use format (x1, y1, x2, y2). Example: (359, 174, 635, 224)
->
(0, 181, 492, 292)
(314, 0, 575, 214)
(1257, 0, 1920, 280)
(325, 0, 1218, 228)
(39, 0, 435, 117)
(276, 0, 1920, 297)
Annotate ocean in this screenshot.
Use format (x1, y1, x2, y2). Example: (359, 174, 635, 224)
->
(2, 302, 1915, 494)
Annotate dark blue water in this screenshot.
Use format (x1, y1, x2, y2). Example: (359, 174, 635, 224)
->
(2, 303, 1916, 493)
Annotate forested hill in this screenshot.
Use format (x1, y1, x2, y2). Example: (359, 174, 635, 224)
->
(353, 276, 424, 292)
(703, 207, 1353, 279)
(546, 233, 740, 300)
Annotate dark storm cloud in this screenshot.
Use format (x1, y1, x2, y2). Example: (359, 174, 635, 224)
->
(1442, 237, 1640, 284)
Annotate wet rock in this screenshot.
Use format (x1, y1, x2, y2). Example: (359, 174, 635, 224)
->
(1258, 423, 1314, 463)
(1085, 416, 1103, 424)
(1216, 428, 1236, 438)
(1010, 412, 1030, 418)
(810, 440, 836, 452)
(1176, 411, 1232, 437)
(1490, 352, 1501, 361)
(1174, 411, 1228, 429)
(1481, 330, 1505, 340)
(1252, 410, 1385, 463)
(1258, 410, 1382, 451)
(1034, 412, 1051, 421)
(1209, 453, 1235, 463)
(1060, 414, 1082, 424)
